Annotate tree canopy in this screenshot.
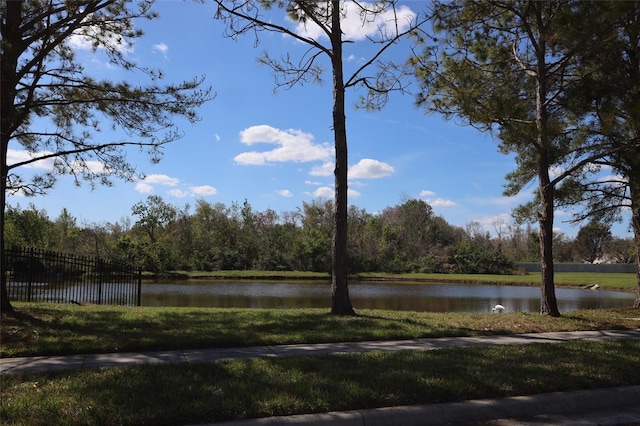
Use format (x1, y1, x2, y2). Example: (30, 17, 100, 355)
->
(410, 0, 640, 314)
(213, 0, 426, 314)
(552, 1, 640, 306)
(1, 0, 213, 312)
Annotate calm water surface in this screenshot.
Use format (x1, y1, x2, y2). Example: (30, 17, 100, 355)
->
(140, 280, 635, 313)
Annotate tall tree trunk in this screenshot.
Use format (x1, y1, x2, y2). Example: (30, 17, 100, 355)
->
(630, 167, 640, 309)
(534, 3, 560, 316)
(330, 0, 354, 315)
(0, 0, 21, 315)
(0, 167, 13, 315)
(538, 165, 559, 316)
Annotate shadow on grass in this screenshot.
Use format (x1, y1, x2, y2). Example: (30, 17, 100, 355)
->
(3, 340, 640, 426)
(1, 309, 47, 351)
(3, 304, 639, 358)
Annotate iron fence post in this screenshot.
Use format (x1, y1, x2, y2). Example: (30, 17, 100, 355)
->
(137, 268, 142, 306)
(7, 247, 138, 306)
(27, 247, 34, 303)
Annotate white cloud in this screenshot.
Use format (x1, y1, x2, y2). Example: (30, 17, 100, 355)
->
(277, 189, 293, 197)
(313, 186, 334, 198)
(7, 149, 109, 176)
(66, 34, 97, 51)
(190, 185, 217, 196)
(7, 149, 56, 169)
(136, 174, 191, 195)
(142, 174, 180, 186)
(293, 2, 417, 42)
(135, 182, 153, 193)
(71, 160, 108, 174)
(235, 125, 332, 165)
(348, 189, 361, 198)
(310, 162, 334, 177)
(214, 134, 221, 142)
(349, 159, 394, 179)
(431, 198, 457, 207)
(419, 190, 456, 208)
(310, 158, 394, 181)
(168, 189, 189, 198)
(233, 152, 268, 165)
(305, 180, 323, 186)
(152, 43, 169, 58)
(555, 209, 572, 217)
(307, 186, 360, 199)
(597, 172, 628, 186)
(66, 16, 134, 55)
(549, 166, 565, 179)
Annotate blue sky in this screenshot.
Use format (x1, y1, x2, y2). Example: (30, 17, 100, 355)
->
(6, 1, 633, 238)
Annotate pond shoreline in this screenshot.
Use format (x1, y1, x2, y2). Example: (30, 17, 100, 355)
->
(144, 272, 636, 293)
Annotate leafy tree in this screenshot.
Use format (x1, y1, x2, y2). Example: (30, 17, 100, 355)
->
(552, 232, 575, 263)
(4, 196, 542, 277)
(451, 240, 515, 274)
(190, 200, 245, 271)
(0, 0, 212, 312)
(552, 1, 640, 306)
(411, 0, 616, 316)
(51, 208, 79, 254)
(574, 221, 612, 264)
(366, 199, 464, 273)
(397, 199, 433, 259)
(375, 199, 435, 272)
(168, 204, 195, 270)
(89, 220, 137, 263)
(131, 195, 178, 271)
(239, 199, 258, 269)
(299, 199, 332, 273)
(4, 204, 52, 249)
(607, 237, 636, 265)
(131, 195, 177, 243)
(254, 208, 280, 270)
(213, 0, 426, 314)
(346, 205, 374, 273)
(191, 200, 229, 271)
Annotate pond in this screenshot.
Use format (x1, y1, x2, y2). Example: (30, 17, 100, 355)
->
(140, 281, 636, 313)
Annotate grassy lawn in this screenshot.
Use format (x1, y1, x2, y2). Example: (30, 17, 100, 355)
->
(2, 303, 640, 358)
(2, 339, 640, 426)
(1, 274, 639, 426)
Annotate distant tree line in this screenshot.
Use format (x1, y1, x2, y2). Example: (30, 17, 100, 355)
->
(4, 196, 634, 276)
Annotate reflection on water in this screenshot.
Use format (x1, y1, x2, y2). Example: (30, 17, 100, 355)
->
(140, 281, 635, 313)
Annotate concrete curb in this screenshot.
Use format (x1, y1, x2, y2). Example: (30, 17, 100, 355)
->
(209, 385, 640, 425)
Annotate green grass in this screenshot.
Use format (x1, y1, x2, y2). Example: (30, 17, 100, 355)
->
(2, 292, 640, 426)
(354, 272, 638, 290)
(177, 270, 638, 291)
(2, 339, 640, 426)
(2, 303, 640, 358)
(1, 274, 638, 425)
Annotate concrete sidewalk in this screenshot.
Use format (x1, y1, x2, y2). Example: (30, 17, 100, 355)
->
(208, 386, 640, 425)
(2, 329, 640, 425)
(2, 329, 640, 374)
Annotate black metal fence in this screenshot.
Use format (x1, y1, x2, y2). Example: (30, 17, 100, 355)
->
(4, 247, 141, 306)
